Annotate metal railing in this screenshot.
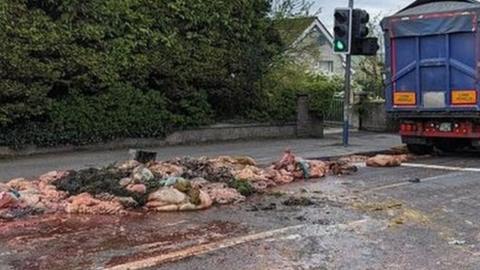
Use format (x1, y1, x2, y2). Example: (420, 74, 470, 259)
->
(324, 98, 344, 123)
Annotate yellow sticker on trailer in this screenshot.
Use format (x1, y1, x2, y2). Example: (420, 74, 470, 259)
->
(452, 90, 477, 105)
(394, 92, 416, 105)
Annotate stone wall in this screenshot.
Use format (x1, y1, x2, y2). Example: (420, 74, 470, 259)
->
(0, 96, 324, 158)
(358, 101, 398, 132)
(296, 94, 324, 138)
(165, 123, 298, 145)
(0, 123, 299, 158)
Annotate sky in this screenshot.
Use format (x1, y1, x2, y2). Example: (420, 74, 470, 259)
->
(312, 0, 414, 29)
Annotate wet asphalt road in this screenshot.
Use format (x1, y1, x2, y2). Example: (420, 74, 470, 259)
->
(0, 132, 400, 181)
(2, 153, 480, 269)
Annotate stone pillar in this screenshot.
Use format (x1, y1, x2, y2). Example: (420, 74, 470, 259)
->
(296, 94, 324, 138)
(296, 94, 310, 138)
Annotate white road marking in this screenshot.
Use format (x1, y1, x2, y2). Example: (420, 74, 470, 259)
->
(357, 161, 480, 172)
(265, 234, 302, 242)
(367, 172, 466, 192)
(104, 225, 306, 270)
(402, 163, 480, 172)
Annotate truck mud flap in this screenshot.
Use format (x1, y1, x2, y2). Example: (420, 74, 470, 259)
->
(402, 136, 431, 145)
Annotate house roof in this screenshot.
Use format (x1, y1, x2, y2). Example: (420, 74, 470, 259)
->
(273, 17, 318, 46)
(273, 16, 349, 71)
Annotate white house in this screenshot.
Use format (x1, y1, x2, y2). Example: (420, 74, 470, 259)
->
(274, 16, 346, 76)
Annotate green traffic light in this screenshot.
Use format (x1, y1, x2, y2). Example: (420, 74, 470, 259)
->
(335, 40, 345, 51)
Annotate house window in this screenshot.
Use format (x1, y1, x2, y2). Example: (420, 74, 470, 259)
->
(319, 61, 334, 73)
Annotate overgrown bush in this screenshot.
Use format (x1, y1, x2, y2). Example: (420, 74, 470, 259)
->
(0, 0, 339, 148)
(305, 75, 343, 117)
(0, 85, 216, 148)
(355, 56, 385, 99)
(353, 15, 385, 99)
(0, 0, 281, 148)
(251, 61, 342, 122)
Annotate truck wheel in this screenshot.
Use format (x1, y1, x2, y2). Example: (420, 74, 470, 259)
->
(434, 139, 468, 153)
(407, 144, 433, 155)
(435, 143, 458, 153)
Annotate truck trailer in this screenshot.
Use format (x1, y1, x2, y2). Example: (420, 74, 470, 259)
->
(382, 0, 480, 154)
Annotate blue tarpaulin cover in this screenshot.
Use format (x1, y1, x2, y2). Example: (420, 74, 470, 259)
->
(382, 0, 480, 113)
(389, 14, 476, 38)
(382, 0, 480, 36)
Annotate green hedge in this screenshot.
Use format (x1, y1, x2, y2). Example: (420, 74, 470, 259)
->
(0, 85, 214, 148)
(0, 1, 340, 149)
(250, 61, 342, 122)
(0, 0, 281, 148)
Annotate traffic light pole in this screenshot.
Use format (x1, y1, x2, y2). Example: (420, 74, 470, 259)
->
(343, 0, 354, 147)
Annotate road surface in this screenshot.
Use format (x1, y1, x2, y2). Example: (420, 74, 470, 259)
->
(2, 153, 480, 269)
(0, 132, 400, 180)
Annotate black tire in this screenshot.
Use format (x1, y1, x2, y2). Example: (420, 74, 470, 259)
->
(407, 144, 433, 155)
(435, 143, 458, 153)
(434, 139, 469, 153)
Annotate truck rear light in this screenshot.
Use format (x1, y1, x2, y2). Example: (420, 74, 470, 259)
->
(401, 123, 417, 132)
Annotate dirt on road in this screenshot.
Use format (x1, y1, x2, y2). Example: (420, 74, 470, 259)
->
(2, 154, 480, 269)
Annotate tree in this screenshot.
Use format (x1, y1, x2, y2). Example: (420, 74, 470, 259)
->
(354, 14, 385, 98)
(0, 0, 283, 147)
(270, 0, 321, 18)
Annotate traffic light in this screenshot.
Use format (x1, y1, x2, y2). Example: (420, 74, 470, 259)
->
(352, 9, 369, 39)
(351, 9, 379, 55)
(352, 37, 379, 55)
(333, 8, 352, 54)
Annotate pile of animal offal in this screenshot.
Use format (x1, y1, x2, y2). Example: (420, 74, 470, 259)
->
(0, 151, 407, 221)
